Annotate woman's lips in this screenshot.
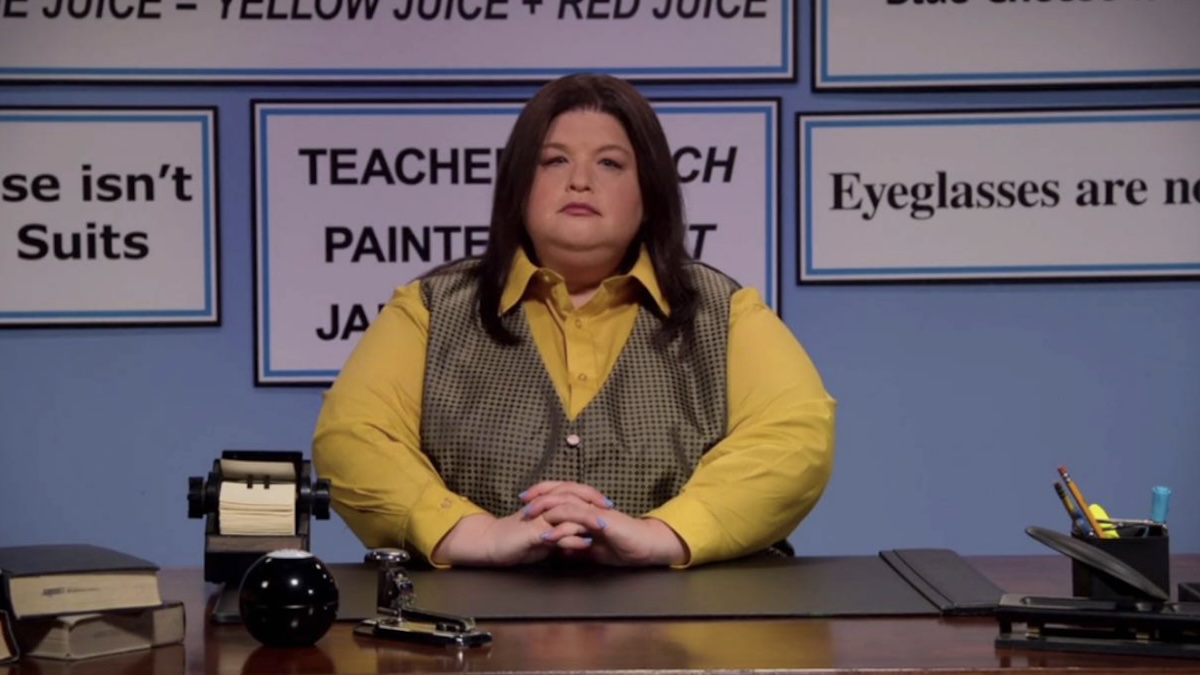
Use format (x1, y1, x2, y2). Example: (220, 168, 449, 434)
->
(562, 203, 599, 215)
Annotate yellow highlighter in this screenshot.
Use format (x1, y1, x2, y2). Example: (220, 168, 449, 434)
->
(1088, 504, 1119, 539)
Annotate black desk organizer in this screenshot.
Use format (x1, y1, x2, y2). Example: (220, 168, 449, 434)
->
(1070, 523, 1171, 600)
(995, 526, 1200, 659)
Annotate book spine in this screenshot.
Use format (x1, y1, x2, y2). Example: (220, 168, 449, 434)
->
(0, 610, 19, 664)
(0, 574, 15, 619)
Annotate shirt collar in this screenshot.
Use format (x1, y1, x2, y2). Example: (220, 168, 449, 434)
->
(499, 247, 670, 316)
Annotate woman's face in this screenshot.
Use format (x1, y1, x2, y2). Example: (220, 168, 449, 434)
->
(524, 109, 644, 282)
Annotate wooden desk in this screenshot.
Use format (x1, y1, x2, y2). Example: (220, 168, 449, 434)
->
(4, 555, 1198, 674)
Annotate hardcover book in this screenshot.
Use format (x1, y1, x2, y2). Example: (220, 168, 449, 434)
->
(0, 544, 162, 619)
(15, 601, 185, 661)
(14, 642, 185, 675)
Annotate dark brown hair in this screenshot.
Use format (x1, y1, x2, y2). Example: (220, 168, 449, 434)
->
(476, 73, 697, 347)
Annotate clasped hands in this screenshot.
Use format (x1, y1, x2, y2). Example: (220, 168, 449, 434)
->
(431, 481, 688, 568)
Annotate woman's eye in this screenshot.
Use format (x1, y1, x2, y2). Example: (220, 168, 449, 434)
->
(541, 156, 567, 166)
(599, 158, 623, 169)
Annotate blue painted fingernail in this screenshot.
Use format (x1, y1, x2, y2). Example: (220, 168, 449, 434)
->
(519, 490, 528, 499)
(603, 498, 614, 508)
(579, 537, 593, 544)
(540, 531, 552, 540)
(597, 517, 608, 529)
(523, 505, 532, 516)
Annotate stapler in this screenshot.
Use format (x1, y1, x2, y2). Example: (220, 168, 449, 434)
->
(354, 548, 492, 648)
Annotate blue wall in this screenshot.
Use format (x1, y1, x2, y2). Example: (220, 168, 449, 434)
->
(2, 6, 1198, 567)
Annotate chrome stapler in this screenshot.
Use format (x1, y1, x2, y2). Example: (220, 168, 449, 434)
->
(354, 548, 492, 648)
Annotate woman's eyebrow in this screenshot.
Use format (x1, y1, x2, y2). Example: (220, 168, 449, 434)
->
(542, 141, 633, 156)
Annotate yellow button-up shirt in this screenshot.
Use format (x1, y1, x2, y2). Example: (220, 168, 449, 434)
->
(313, 249, 836, 566)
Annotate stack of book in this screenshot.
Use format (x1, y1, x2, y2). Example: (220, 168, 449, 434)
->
(0, 544, 184, 662)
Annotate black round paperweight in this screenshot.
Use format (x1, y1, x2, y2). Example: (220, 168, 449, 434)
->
(238, 549, 339, 647)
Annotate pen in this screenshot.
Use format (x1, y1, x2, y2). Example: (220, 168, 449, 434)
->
(1097, 518, 1168, 537)
(1098, 517, 1159, 527)
(1151, 485, 1171, 524)
(1058, 465, 1104, 538)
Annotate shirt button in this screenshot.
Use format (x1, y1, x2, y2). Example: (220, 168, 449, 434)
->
(577, 373, 587, 382)
(574, 318, 583, 328)
(565, 434, 581, 448)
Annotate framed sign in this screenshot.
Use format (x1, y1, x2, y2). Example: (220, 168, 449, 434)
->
(0, 0, 794, 83)
(814, 0, 1200, 90)
(255, 98, 779, 384)
(0, 107, 219, 326)
(798, 106, 1200, 283)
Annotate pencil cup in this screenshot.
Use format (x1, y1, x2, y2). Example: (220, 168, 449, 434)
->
(1070, 528, 1170, 601)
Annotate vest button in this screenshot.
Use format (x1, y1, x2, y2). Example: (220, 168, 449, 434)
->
(565, 434, 581, 448)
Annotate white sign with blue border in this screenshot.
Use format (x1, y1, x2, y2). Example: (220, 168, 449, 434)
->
(255, 99, 778, 384)
(814, 0, 1200, 89)
(798, 107, 1200, 282)
(0, 108, 219, 326)
(0, 0, 792, 82)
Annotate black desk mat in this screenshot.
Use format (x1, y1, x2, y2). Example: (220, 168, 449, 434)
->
(213, 553, 973, 623)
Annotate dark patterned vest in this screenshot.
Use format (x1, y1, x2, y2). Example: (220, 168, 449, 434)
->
(419, 259, 738, 517)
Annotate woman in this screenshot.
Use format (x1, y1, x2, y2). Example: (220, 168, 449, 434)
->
(312, 73, 835, 568)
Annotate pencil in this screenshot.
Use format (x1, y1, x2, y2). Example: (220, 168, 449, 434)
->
(1058, 465, 1103, 538)
(1054, 481, 1095, 537)
(1053, 481, 1079, 519)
